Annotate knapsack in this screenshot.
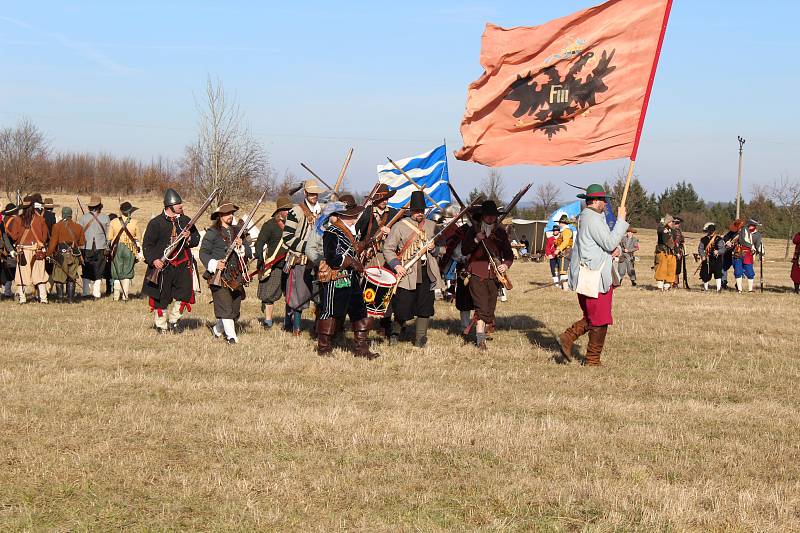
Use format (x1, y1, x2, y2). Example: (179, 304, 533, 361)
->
(306, 226, 325, 266)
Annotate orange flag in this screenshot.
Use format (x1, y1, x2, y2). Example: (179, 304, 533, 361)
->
(455, 0, 672, 167)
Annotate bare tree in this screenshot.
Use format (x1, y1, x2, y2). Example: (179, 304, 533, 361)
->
(534, 181, 561, 217)
(0, 117, 50, 198)
(768, 175, 800, 258)
(183, 76, 268, 204)
(481, 169, 506, 203)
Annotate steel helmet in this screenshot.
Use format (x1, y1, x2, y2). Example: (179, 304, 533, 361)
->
(163, 188, 182, 207)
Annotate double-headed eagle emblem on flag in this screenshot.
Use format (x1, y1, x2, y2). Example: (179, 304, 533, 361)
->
(504, 46, 617, 140)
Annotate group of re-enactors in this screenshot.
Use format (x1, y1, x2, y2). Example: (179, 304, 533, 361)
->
(4, 182, 796, 368)
(0, 193, 142, 304)
(132, 180, 516, 359)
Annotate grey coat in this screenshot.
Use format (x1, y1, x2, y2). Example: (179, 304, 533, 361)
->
(568, 207, 629, 294)
(79, 212, 110, 250)
(383, 217, 444, 291)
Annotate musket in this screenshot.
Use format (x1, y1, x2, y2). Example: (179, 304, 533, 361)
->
(332, 148, 354, 200)
(448, 182, 510, 290)
(358, 198, 410, 264)
(247, 252, 287, 279)
(299, 164, 335, 192)
(145, 188, 221, 285)
(76, 196, 86, 215)
(209, 187, 268, 288)
(245, 213, 266, 233)
(47, 255, 80, 285)
(396, 195, 483, 278)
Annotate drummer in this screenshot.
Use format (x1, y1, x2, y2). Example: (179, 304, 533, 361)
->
(356, 183, 399, 337)
(315, 196, 380, 360)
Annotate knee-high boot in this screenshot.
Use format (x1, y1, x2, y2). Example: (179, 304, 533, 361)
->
(414, 317, 430, 348)
(558, 318, 589, 362)
(316, 318, 337, 356)
(585, 325, 608, 366)
(352, 317, 380, 360)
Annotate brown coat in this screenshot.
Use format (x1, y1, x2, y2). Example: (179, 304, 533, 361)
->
(383, 217, 444, 291)
(461, 224, 514, 280)
(47, 219, 86, 256)
(7, 213, 49, 246)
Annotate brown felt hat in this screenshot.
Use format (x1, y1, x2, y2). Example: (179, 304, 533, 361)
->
(272, 196, 293, 216)
(43, 197, 57, 208)
(627, 227, 637, 233)
(334, 194, 364, 218)
(371, 183, 396, 201)
(88, 195, 102, 208)
(210, 202, 239, 220)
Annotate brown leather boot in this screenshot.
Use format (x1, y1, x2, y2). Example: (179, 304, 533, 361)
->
(585, 325, 608, 366)
(352, 318, 380, 360)
(316, 318, 337, 357)
(558, 318, 588, 362)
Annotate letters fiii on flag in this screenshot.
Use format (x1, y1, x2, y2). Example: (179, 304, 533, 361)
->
(377, 145, 451, 211)
(455, 0, 672, 167)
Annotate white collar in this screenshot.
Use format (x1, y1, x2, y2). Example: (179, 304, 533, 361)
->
(306, 199, 321, 215)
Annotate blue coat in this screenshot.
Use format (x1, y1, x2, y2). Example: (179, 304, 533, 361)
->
(568, 207, 629, 294)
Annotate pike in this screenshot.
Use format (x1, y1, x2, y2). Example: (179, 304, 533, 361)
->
(209, 187, 268, 288)
(332, 148, 354, 199)
(759, 242, 764, 292)
(299, 164, 335, 192)
(145, 188, 221, 285)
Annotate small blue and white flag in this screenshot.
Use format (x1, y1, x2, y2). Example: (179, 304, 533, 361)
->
(377, 144, 451, 212)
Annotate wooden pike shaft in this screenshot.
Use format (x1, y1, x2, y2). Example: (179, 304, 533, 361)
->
(619, 159, 637, 208)
(299, 163, 335, 191)
(387, 157, 442, 210)
(333, 148, 354, 196)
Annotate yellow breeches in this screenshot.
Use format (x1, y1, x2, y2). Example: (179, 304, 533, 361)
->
(654, 252, 677, 283)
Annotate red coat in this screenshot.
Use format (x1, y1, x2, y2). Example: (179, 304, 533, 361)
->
(545, 236, 557, 258)
(791, 232, 800, 284)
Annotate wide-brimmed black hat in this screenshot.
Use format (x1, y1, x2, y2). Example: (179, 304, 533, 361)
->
(551, 224, 560, 232)
(477, 200, 501, 217)
(558, 214, 571, 224)
(409, 190, 426, 211)
(2, 203, 17, 216)
(119, 201, 138, 216)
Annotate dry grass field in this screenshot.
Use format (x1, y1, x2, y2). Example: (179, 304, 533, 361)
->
(2, 193, 799, 530)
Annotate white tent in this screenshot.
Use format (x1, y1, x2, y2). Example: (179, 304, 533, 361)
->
(508, 218, 548, 254)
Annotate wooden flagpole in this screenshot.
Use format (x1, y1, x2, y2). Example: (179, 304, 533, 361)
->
(620, 0, 673, 208)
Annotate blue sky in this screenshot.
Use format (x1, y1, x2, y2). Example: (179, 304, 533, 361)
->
(1, 1, 797, 202)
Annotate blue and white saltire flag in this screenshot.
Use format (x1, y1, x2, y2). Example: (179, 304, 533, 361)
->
(546, 200, 582, 234)
(377, 144, 451, 213)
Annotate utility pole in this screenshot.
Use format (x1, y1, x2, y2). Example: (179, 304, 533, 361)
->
(736, 136, 745, 219)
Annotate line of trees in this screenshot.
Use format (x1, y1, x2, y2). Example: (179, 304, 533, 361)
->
(0, 78, 293, 205)
(480, 169, 800, 258)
